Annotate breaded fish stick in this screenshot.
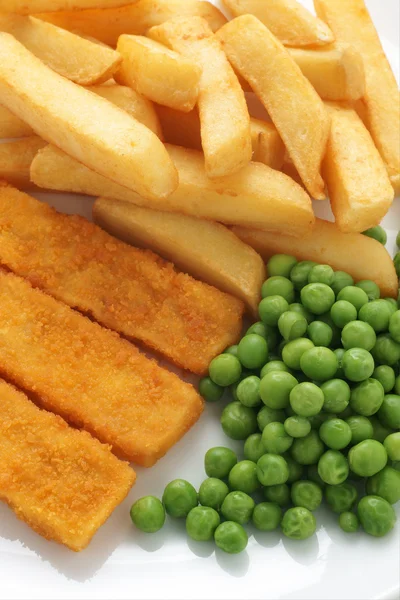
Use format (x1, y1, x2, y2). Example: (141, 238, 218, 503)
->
(0, 271, 204, 466)
(0, 185, 243, 375)
(0, 379, 135, 551)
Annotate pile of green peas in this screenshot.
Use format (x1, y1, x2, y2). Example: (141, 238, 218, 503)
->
(130, 246, 400, 555)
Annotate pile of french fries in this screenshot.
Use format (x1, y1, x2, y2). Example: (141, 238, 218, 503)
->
(0, 0, 399, 312)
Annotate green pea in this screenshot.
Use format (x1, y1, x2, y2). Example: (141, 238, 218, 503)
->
(267, 254, 297, 278)
(355, 280, 381, 301)
(284, 415, 311, 438)
(395, 375, 400, 395)
(281, 507, 316, 540)
(393, 252, 400, 278)
(252, 501, 282, 531)
(319, 418, 352, 450)
(378, 394, 400, 428)
(337, 286, 369, 311)
(260, 371, 298, 410)
(358, 495, 396, 537)
(330, 300, 357, 329)
(289, 302, 313, 323)
(341, 321, 377, 351)
(350, 378, 385, 417)
(321, 379, 350, 413)
(204, 447, 237, 479)
(247, 322, 279, 352)
(370, 416, 394, 443)
(221, 491, 255, 524)
(257, 405, 285, 431)
(278, 311, 308, 341)
(198, 478, 229, 511)
(342, 348, 375, 382)
(300, 347, 338, 382)
(307, 321, 333, 347)
(259, 295, 290, 326)
(318, 450, 349, 485)
(262, 421, 293, 454)
(334, 348, 346, 379)
(186, 506, 220, 541)
(307, 464, 326, 488)
(228, 460, 260, 494)
(373, 365, 396, 393)
(282, 338, 315, 370)
(291, 480, 322, 511)
(225, 345, 239, 357)
(389, 310, 400, 343)
(130, 496, 165, 533)
(236, 376, 261, 408)
(346, 415, 374, 444)
(301, 283, 335, 315)
(331, 271, 354, 296)
(308, 264, 335, 285)
(209, 354, 242, 387)
(290, 382, 324, 417)
(362, 225, 387, 245)
(339, 511, 359, 533)
(263, 483, 290, 506)
(214, 521, 248, 554)
(359, 299, 392, 333)
(325, 483, 358, 513)
(199, 376, 224, 403)
(384, 432, 400, 461)
(257, 453, 289, 486)
(221, 402, 258, 440)
(262, 276, 295, 303)
(372, 334, 400, 366)
(260, 360, 291, 379)
(384, 298, 398, 315)
(291, 430, 325, 465)
(348, 439, 387, 476)
(366, 466, 400, 505)
(284, 453, 304, 483)
(162, 480, 198, 518)
(238, 334, 269, 370)
(290, 261, 317, 290)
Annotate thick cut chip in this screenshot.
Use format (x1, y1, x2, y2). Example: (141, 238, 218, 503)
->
(0, 137, 46, 189)
(0, 0, 135, 13)
(322, 104, 394, 233)
(0, 104, 33, 138)
(216, 15, 330, 199)
(0, 379, 135, 552)
(116, 35, 201, 112)
(31, 144, 315, 236)
(149, 17, 252, 178)
(314, 0, 400, 193)
(0, 184, 244, 375)
(93, 197, 265, 316)
(0, 33, 177, 200)
(0, 269, 204, 466)
(38, 0, 227, 47)
(233, 219, 398, 298)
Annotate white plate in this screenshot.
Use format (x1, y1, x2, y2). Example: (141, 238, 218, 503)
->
(0, 1, 399, 599)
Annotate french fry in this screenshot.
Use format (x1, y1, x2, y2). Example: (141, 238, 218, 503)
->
(288, 44, 365, 101)
(322, 104, 394, 233)
(0, 104, 34, 139)
(216, 15, 330, 199)
(0, 0, 134, 13)
(93, 198, 266, 316)
(31, 144, 315, 237)
(148, 17, 252, 178)
(232, 219, 399, 299)
(314, 0, 400, 193)
(0, 15, 121, 86)
(251, 119, 286, 170)
(115, 36, 201, 112)
(222, 0, 334, 47)
(88, 84, 163, 138)
(38, 0, 227, 47)
(0, 34, 177, 201)
(0, 137, 46, 189)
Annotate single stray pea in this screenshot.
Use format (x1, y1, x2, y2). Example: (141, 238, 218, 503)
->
(281, 507, 316, 540)
(186, 506, 220, 542)
(130, 496, 165, 533)
(199, 376, 224, 403)
(358, 496, 396, 537)
(214, 521, 248, 554)
(162, 480, 198, 518)
(252, 502, 282, 531)
(362, 225, 387, 245)
(339, 512, 359, 533)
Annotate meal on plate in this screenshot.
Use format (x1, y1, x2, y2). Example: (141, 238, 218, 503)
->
(0, 0, 398, 555)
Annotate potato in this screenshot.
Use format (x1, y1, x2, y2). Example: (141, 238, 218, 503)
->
(222, 0, 334, 47)
(38, 0, 227, 47)
(0, 15, 121, 86)
(31, 144, 315, 236)
(87, 84, 162, 138)
(93, 197, 266, 316)
(115, 36, 201, 112)
(232, 219, 398, 298)
(251, 119, 286, 170)
(288, 44, 365, 101)
(0, 0, 134, 13)
(148, 17, 252, 179)
(314, 0, 400, 194)
(0, 137, 46, 189)
(0, 34, 177, 201)
(0, 104, 33, 139)
(322, 104, 394, 233)
(217, 15, 330, 199)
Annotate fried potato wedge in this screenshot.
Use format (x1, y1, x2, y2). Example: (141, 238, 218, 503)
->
(0, 137, 46, 189)
(233, 219, 398, 298)
(222, 0, 334, 47)
(0, 34, 177, 200)
(93, 198, 266, 316)
(314, 0, 400, 193)
(288, 44, 365, 101)
(31, 144, 315, 236)
(251, 119, 286, 170)
(217, 15, 330, 199)
(0, 15, 121, 86)
(116, 35, 201, 112)
(323, 104, 394, 233)
(0, 0, 134, 13)
(38, 0, 227, 47)
(148, 17, 252, 178)
(0, 104, 33, 139)
(87, 84, 162, 138)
